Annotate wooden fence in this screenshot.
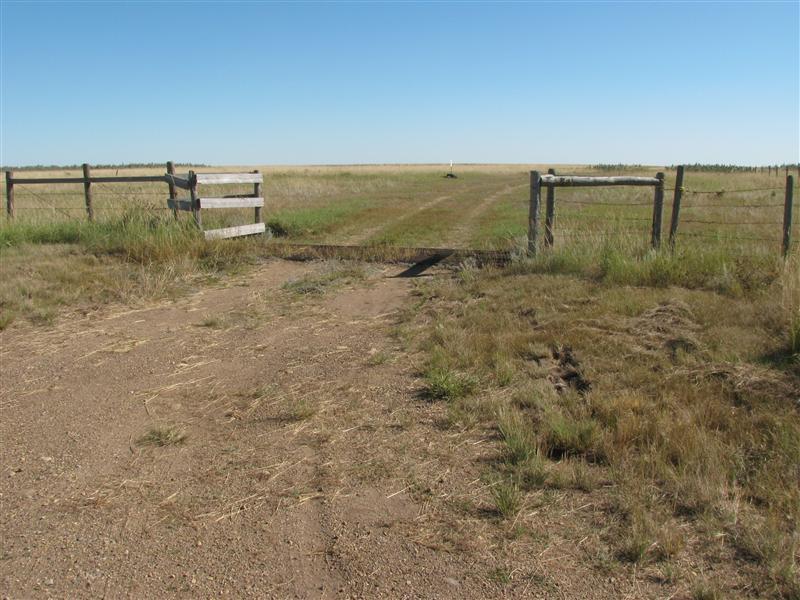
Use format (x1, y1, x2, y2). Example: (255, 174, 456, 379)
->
(4, 162, 265, 240)
(528, 166, 795, 258)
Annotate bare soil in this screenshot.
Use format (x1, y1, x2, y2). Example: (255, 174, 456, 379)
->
(1, 259, 675, 598)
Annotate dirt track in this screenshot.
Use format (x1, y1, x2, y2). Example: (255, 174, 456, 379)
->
(0, 259, 497, 598)
(1, 259, 656, 599)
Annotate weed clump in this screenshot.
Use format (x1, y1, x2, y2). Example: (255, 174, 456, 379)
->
(137, 425, 187, 447)
(423, 366, 476, 401)
(490, 479, 522, 519)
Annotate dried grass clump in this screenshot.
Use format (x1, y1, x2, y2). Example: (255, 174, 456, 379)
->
(137, 425, 187, 447)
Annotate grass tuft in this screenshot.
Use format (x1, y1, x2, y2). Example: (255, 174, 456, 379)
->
(137, 425, 187, 447)
(497, 408, 537, 465)
(491, 479, 522, 519)
(423, 366, 476, 401)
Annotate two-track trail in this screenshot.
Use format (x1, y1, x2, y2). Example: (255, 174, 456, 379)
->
(0, 259, 497, 598)
(0, 257, 638, 599)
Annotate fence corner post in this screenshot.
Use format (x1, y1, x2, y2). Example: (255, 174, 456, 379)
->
(5, 170, 14, 220)
(528, 170, 542, 256)
(544, 168, 556, 248)
(166, 161, 178, 219)
(783, 175, 794, 258)
(253, 169, 263, 226)
(651, 172, 665, 250)
(668, 165, 684, 250)
(189, 170, 201, 230)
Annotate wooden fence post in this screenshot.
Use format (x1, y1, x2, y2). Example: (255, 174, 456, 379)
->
(783, 175, 794, 258)
(253, 170, 262, 226)
(5, 170, 14, 219)
(668, 165, 684, 249)
(82, 163, 94, 222)
(189, 170, 201, 229)
(544, 167, 556, 248)
(528, 170, 542, 256)
(166, 161, 178, 219)
(651, 172, 665, 249)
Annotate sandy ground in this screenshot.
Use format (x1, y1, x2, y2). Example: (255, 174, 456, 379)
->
(1, 259, 670, 599)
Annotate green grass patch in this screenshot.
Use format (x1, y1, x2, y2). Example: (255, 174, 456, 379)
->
(423, 365, 477, 401)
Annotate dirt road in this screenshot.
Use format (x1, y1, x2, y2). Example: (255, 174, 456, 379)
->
(0, 259, 495, 598)
(1, 258, 645, 599)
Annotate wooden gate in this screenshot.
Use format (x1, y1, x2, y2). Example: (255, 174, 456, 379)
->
(167, 169, 265, 240)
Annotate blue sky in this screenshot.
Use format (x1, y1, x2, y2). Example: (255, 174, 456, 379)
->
(1, 1, 798, 166)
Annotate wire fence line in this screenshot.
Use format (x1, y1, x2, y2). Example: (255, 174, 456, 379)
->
(3, 165, 797, 257)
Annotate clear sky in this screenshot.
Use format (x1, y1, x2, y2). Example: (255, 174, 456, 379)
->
(1, 1, 798, 166)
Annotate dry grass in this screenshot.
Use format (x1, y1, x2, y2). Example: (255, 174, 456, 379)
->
(137, 425, 187, 447)
(782, 253, 800, 355)
(282, 260, 367, 296)
(2, 165, 795, 329)
(405, 256, 800, 597)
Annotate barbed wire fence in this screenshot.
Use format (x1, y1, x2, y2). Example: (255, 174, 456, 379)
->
(530, 167, 797, 257)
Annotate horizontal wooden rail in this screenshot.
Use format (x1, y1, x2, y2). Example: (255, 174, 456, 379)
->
(204, 222, 266, 240)
(9, 172, 261, 187)
(167, 175, 191, 190)
(195, 173, 263, 185)
(11, 175, 169, 185)
(167, 199, 193, 212)
(540, 175, 660, 187)
(199, 197, 264, 209)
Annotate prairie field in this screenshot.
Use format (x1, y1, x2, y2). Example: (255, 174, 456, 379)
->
(0, 164, 798, 598)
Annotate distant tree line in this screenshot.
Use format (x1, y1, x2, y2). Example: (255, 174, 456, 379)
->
(592, 164, 645, 171)
(673, 163, 800, 173)
(593, 163, 799, 173)
(1, 162, 210, 171)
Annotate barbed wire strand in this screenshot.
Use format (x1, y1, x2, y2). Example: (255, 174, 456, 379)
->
(678, 231, 777, 241)
(680, 219, 783, 226)
(682, 203, 785, 209)
(556, 200, 653, 207)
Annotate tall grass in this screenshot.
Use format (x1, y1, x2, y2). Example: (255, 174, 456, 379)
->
(0, 210, 265, 328)
(0, 209, 261, 267)
(505, 233, 784, 296)
(408, 256, 800, 597)
(782, 253, 800, 355)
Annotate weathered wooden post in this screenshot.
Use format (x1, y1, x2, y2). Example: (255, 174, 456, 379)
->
(668, 165, 684, 250)
(544, 167, 556, 248)
(651, 172, 665, 249)
(528, 170, 541, 256)
(82, 163, 94, 222)
(783, 175, 794, 258)
(253, 170, 262, 226)
(189, 170, 201, 229)
(166, 161, 178, 219)
(5, 170, 14, 220)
